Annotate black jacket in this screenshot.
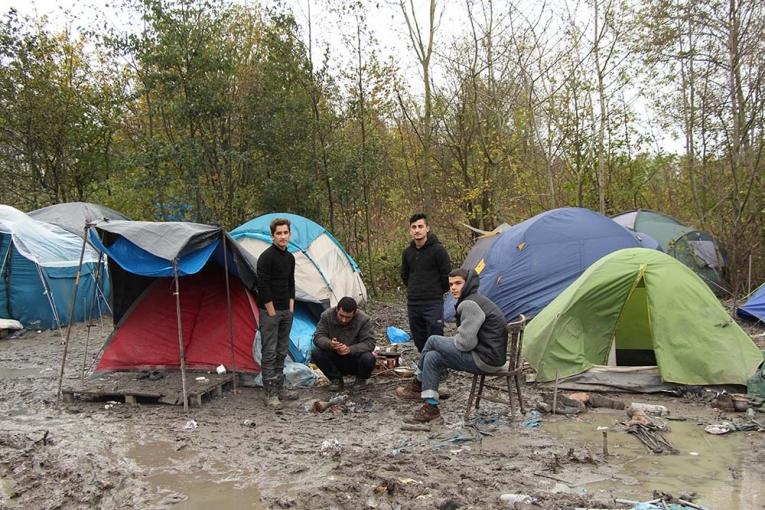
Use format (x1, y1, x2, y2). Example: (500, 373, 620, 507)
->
(401, 233, 451, 303)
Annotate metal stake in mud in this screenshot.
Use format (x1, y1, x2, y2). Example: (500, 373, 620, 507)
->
(56, 223, 91, 404)
(173, 258, 190, 413)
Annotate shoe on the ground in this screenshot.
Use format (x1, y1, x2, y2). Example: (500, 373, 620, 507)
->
(278, 389, 299, 401)
(395, 379, 422, 400)
(265, 393, 282, 410)
(351, 377, 370, 389)
(410, 403, 442, 423)
(328, 379, 344, 392)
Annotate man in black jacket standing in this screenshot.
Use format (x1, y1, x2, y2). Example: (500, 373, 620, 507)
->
(401, 213, 452, 352)
(257, 217, 298, 409)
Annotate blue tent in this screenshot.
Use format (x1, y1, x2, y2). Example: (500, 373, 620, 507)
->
(0, 205, 109, 329)
(738, 284, 765, 323)
(448, 207, 644, 321)
(232, 213, 368, 363)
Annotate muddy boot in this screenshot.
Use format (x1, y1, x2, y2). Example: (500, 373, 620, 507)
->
(278, 388, 299, 401)
(395, 379, 422, 400)
(407, 403, 442, 424)
(327, 379, 344, 392)
(264, 389, 282, 410)
(351, 377, 369, 389)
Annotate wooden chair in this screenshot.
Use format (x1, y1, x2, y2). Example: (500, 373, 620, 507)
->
(464, 314, 526, 421)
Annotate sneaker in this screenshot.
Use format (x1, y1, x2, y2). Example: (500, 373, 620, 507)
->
(328, 379, 344, 392)
(395, 379, 422, 400)
(411, 403, 442, 423)
(265, 393, 282, 410)
(278, 389, 299, 401)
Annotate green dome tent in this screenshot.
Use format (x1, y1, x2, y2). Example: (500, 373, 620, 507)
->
(524, 248, 761, 386)
(612, 210, 727, 294)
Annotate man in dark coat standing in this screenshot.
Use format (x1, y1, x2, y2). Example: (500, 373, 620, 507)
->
(257, 217, 298, 409)
(401, 213, 452, 352)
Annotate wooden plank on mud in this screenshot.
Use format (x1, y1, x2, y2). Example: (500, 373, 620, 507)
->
(62, 372, 236, 407)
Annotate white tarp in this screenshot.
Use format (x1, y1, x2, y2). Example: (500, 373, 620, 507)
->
(0, 205, 100, 267)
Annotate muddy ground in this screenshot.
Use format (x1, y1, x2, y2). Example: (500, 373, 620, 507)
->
(0, 300, 764, 510)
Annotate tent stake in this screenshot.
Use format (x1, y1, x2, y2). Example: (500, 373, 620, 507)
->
(56, 225, 90, 404)
(222, 233, 237, 391)
(173, 259, 189, 413)
(552, 370, 559, 415)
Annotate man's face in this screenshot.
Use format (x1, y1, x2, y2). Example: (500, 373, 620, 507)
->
(449, 276, 466, 299)
(272, 224, 291, 250)
(409, 219, 429, 242)
(336, 307, 355, 326)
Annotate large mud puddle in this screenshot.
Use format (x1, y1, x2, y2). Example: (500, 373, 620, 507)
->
(126, 441, 265, 509)
(543, 411, 764, 509)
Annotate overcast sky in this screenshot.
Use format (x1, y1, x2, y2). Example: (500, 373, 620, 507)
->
(0, 0, 679, 153)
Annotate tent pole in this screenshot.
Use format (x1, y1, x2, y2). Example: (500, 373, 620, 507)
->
(56, 225, 90, 405)
(173, 258, 189, 413)
(82, 244, 104, 380)
(748, 253, 752, 296)
(222, 233, 237, 390)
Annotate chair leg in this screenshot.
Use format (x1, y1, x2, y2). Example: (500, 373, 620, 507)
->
(464, 375, 479, 421)
(475, 375, 486, 410)
(505, 375, 515, 420)
(514, 374, 525, 414)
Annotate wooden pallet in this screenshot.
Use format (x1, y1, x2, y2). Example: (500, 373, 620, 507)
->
(62, 372, 236, 407)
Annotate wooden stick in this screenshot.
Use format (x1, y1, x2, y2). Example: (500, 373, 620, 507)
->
(602, 429, 609, 456)
(173, 259, 189, 413)
(221, 233, 236, 391)
(678, 499, 709, 510)
(401, 424, 431, 432)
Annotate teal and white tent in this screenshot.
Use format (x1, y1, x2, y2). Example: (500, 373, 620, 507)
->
(232, 213, 367, 363)
(0, 205, 109, 329)
(232, 213, 367, 306)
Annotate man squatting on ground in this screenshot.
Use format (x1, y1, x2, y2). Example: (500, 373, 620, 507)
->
(311, 297, 376, 391)
(401, 213, 452, 352)
(396, 268, 508, 422)
(256, 217, 299, 409)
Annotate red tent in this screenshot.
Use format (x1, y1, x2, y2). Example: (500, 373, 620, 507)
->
(97, 266, 260, 372)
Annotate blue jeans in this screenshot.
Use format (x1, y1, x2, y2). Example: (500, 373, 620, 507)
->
(407, 302, 444, 352)
(417, 335, 481, 400)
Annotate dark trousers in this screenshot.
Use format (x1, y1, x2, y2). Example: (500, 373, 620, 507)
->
(311, 348, 376, 381)
(407, 301, 444, 352)
(259, 309, 293, 389)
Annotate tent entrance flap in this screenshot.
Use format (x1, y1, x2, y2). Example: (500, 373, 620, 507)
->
(613, 278, 657, 366)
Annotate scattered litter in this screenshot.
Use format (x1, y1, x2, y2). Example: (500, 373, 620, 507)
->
(397, 478, 422, 485)
(704, 419, 762, 435)
(183, 419, 198, 430)
(620, 412, 678, 454)
(320, 438, 343, 457)
(521, 410, 542, 429)
(386, 326, 410, 344)
(216, 364, 226, 375)
(689, 452, 699, 456)
(195, 376, 208, 382)
(499, 493, 532, 505)
(242, 419, 256, 428)
(627, 402, 669, 417)
(103, 400, 121, 410)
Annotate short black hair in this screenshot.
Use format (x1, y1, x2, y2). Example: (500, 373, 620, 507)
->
(270, 217, 291, 235)
(409, 212, 427, 225)
(449, 268, 469, 280)
(337, 296, 358, 313)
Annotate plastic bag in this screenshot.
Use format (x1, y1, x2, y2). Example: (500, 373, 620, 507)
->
(386, 326, 411, 344)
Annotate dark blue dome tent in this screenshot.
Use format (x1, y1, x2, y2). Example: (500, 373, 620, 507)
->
(446, 208, 646, 321)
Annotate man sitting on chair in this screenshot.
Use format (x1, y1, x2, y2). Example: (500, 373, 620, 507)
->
(395, 268, 507, 422)
(312, 297, 376, 391)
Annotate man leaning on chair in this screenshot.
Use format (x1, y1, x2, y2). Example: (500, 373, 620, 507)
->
(395, 268, 508, 423)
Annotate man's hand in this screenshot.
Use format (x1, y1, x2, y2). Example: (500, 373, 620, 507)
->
(265, 302, 276, 317)
(329, 338, 351, 356)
